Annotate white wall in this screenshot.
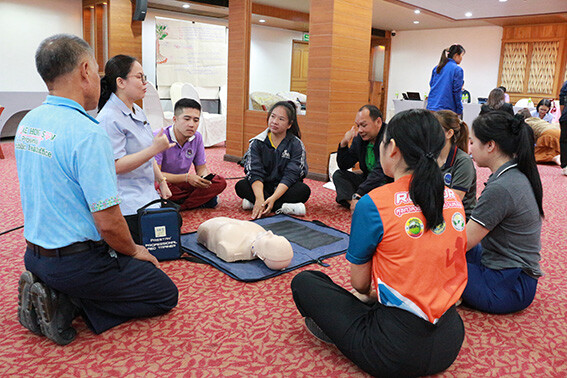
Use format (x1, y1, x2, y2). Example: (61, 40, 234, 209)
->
(387, 26, 503, 120)
(249, 25, 304, 95)
(0, 0, 82, 92)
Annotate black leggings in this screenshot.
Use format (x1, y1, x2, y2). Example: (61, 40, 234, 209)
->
(235, 179, 310, 211)
(560, 120, 567, 168)
(291, 271, 464, 377)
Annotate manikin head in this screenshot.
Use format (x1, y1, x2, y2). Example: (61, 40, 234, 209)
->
(252, 231, 293, 270)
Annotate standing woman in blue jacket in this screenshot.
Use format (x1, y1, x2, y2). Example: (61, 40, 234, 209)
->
(235, 101, 310, 219)
(426, 44, 466, 115)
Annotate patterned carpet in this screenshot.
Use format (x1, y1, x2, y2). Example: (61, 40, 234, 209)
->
(0, 141, 566, 377)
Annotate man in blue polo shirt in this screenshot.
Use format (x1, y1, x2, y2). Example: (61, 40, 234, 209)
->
(155, 98, 227, 210)
(15, 34, 178, 345)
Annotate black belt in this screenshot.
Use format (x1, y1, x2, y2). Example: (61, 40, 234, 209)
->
(26, 240, 106, 257)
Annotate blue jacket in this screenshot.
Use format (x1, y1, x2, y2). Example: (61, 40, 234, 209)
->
(426, 59, 464, 114)
(244, 129, 308, 188)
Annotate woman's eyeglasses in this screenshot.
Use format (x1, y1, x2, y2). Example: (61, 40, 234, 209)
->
(127, 74, 147, 84)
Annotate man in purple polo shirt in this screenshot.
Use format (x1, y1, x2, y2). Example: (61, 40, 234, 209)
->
(155, 98, 227, 210)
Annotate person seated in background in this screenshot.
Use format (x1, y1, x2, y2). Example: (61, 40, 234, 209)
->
(197, 217, 293, 270)
(530, 99, 554, 123)
(155, 98, 226, 210)
(499, 86, 510, 103)
(480, 88, 514, 116)
(333, 105, 391, 211)
(518, 108, 561, 165)
(464, 112, 544, 314)
(435, 110, 477, 220)
(235, 101, 310, 219)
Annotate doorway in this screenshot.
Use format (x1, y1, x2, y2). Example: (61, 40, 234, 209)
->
(290, 40, 309, 94)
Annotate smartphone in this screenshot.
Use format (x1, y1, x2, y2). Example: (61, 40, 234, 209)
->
(202, 173, 215, 181)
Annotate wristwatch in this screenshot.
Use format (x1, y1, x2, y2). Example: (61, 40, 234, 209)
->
(352, 193, 362, 201)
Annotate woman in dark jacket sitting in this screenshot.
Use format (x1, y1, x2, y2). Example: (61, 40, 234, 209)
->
(235, 101, 310, 219)
(480, 87, 514, 116)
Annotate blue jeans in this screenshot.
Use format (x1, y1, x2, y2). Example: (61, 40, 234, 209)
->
(25, 243, 178, 334)
(462, 244, 537, 314)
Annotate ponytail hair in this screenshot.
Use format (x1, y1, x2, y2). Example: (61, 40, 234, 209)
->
(384, 109, 446, 230)
(436, 44, 465, 74)
(472, 112, 544, 216)
(434, 110, 469, 153)
(98, 54, 137, 111)
(267, 100, 301, 139)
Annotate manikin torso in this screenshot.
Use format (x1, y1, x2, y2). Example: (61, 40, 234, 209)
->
(197, 217, 294, 270)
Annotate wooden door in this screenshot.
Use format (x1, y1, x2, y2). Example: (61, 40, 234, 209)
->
(291, 40, 309, 94)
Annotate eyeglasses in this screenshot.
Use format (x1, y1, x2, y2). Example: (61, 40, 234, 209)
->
(127, 74, 147, 84)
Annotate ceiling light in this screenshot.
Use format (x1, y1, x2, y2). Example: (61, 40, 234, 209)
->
(413, 21, 420, 24)
(182, 4, 190, 8)
(414, 9, 420, 14)
(499, 0, 508, 2)
(465, 12, 473, 17)
(259, 19, 266, 23)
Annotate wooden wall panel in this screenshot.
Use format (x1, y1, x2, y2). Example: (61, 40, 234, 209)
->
(499, 23, 567, 99)
(225, 0, 252, 159)
(305, 0, 372, 175)
(107, 0, 142, 60)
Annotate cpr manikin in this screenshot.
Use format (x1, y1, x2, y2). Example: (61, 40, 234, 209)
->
(197, 217, 294, 270)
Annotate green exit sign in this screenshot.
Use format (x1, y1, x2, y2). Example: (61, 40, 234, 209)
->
(303, 33, 309, 42)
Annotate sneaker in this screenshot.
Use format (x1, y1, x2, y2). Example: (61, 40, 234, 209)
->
(304, 317, 333, 344)
(30, 282, 78, 345)
(17, 271, 42, 335)
(242, 198, 254, 210)
(562, 166, 567, 176)
(277, 203, 306, 216)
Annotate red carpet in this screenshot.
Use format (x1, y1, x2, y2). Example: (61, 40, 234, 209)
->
(0, 141, 566, 376)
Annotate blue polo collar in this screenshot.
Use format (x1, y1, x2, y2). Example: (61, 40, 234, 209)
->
(44, 95, 98, 124)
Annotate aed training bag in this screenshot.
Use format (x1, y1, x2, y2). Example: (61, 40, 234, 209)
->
(138, 199, 183, 261)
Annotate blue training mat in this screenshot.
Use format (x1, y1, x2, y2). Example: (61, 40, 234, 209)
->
(180, 214, 350, 282)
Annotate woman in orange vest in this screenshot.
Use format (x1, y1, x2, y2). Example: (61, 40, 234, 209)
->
(291, 109, 467, 377)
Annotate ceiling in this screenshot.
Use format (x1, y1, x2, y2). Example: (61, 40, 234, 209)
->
(148, 0, 567, 32)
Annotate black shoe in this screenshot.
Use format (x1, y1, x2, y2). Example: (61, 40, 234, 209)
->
(200, 196, 219, 209)
(30, 282, 77, 345)
(305, 317, 333, 344)
(17, 271, 42, 335)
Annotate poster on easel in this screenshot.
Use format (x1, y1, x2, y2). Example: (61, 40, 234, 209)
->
(156, 17, 227, 90)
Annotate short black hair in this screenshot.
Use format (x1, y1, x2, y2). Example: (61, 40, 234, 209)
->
(35, 34, 93, 83)
(358, 104, 383, 121)
(174, 98, 201, 116)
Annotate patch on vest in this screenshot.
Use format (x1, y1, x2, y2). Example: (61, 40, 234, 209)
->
(451, 213, 465, 232)
(405, 217, 424, 239)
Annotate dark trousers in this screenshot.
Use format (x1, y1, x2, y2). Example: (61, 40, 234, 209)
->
(462, 244, 538, 314)
(332, 170, 365, 208)
(560, 120, 567, 168)
(234, 179, 310, 211)
(168, 175, 227, 210)
(291, 271, 464, 377)
(24, 243, 178, 334)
